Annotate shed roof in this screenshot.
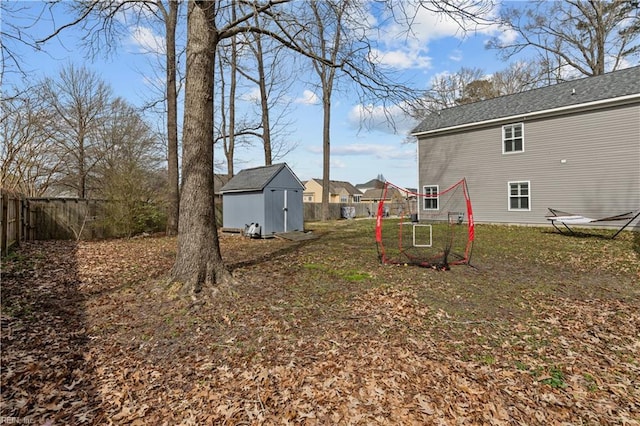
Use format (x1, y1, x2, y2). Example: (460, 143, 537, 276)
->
(412, 65, 640, 136)
(221, 163, 303, 193)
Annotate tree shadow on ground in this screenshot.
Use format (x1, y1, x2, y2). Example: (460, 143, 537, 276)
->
(0, 241, 100, 423)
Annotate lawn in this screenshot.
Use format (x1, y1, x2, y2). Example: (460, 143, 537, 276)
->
(1, 220, 639, 425)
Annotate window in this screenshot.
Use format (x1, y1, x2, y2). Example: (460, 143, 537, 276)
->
(340, 195, 348, 203)
(508, 181, 530, 211)
(354, 195, 362, 203)
(503, 123, 524, 154)
(422, 185, 439, 210)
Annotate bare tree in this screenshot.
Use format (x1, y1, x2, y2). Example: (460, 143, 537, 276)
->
(488, 0, 640, 79)
(409, 61, 547, 120)
(173, 0, 328, 293)
(240, 9, 298, 166)
(38, 64, 112, 198)
(38, 0, 184, 234)
(0, 90, 62, 196)
(302, 0, 349, 221)
(155, 0, 182, 236)
(0, 2, 44, 84)
(491, 61, 544, 95)
(409, 67, 485, 116)
(172, 0, 231, 294)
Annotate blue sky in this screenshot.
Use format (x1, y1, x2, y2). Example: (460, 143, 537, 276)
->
(3, 1, 518, 189)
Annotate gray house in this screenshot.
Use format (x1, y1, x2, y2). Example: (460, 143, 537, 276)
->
(412, 65, 640, 228)
(221, 163, 304, 237)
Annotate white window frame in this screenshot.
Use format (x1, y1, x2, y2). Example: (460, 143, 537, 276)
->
(508, 181, 531, 211)
(502, 123, 524, 154)
(422, 185, 439, 210)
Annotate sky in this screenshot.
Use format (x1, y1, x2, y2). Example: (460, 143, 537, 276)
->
(2, 1, 519, 189)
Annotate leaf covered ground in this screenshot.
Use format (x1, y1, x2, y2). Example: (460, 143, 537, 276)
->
(1, 221, 639, 425)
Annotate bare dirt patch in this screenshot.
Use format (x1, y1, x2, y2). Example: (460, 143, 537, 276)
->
(2, 222, 639, 424)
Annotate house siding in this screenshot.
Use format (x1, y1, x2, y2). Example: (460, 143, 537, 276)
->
(418, 103, 640, 225)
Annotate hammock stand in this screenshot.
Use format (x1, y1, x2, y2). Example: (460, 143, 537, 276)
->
(546, 208, 640, 239)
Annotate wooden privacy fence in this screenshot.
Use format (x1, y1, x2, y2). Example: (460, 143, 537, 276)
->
(1, 190, 25, 256)
(303, 201, 415, 221)
(2, 190, 412, 256)
(26, 197, 108, 241)
(1, 191, 111, 256)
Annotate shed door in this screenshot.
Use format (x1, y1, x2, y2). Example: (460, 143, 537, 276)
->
(268, 189, 301, 234)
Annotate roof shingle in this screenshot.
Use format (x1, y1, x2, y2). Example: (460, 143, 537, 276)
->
(412, 65, 640, 135)
(221, 163, 291, 192)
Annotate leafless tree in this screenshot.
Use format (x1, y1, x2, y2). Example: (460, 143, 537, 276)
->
(0, 90, 62, 196)
(38, 0, 185, 234)
(155, 0, 182, 236)
(174, 0, 327, 294)
(296, 0, 350, 221)
(409, 61, 547, 120)
(240, 8, 298, 166)
(0, 2, 44, 84)
(38, 64, 112, 198)
(488, 0, 640, 79)
(409, 67, 486, 116)
(491, 61, 544, 95)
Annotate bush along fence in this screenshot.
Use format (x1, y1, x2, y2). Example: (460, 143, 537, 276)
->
(1, 190, 167, 256)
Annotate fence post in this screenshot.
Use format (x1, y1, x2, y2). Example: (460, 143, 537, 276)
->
(16, 195, 22, 244)
(1, 191, 8, 256)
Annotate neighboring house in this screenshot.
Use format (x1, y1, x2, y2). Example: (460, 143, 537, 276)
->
(355, 178, 385, 193)
(360, 187, 405, 203)
(303, 179, 363, 203)
(412, 65, 640, 226)
(221, 163, 304, 237)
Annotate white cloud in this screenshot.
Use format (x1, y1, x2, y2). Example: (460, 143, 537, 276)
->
(449, 49, 463, 62)
(369, 48, 431, 70)
(129, 26, 165, 55)
(331, 158, 347, 169)
(240, 87, 261, 103)
(307, 143, 413, 160)
(333, 144, 404, 160)
(496, 26, 518, 46)
(348, 103, 419, 135)
(294, 90, 319, 105)
(370, 2, 503, 71)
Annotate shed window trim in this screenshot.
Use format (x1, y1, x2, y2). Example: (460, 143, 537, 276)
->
(502, 123, 524, 154)
(422, 185, 439, 210)
(508, 181, 531, 211)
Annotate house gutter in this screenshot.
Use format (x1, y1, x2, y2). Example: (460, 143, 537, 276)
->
(411, 93, 640, 137)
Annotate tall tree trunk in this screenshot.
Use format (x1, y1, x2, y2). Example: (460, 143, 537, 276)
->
(172, 0, 230, 294)
(79, 136, 86, 198)
(165, 0, 180, 236)
(254, 31, 272, 166)
(320, 88, 331, 221)
(226, 2, 238, 177)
